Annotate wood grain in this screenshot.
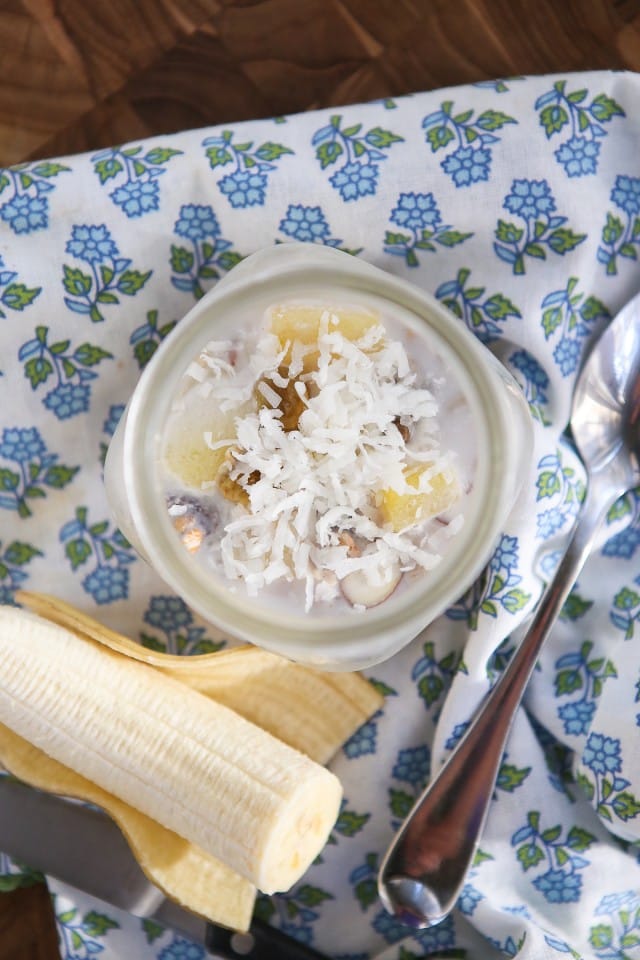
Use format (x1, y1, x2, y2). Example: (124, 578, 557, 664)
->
(0, 883, 60, 960)
(0, 0, 639, 164)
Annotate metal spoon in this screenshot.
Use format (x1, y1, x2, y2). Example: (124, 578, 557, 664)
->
(378, 291, 640, 929)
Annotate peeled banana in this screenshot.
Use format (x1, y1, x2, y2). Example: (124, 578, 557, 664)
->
(16, 591, 383, 765)
(0, 605, 342, 895)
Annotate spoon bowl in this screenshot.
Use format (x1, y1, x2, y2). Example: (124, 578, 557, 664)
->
(377, 291, 640, 928)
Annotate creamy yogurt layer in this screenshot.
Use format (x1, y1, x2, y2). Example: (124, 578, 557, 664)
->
(160, 301, 476, 614)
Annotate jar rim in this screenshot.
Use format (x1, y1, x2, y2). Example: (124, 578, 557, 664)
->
(119, 244, 529, 669)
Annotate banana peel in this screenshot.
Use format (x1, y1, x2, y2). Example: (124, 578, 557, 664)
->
(0, 591, 383, 932)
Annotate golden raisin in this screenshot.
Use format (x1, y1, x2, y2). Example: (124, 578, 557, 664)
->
(256, 365, 306, 431)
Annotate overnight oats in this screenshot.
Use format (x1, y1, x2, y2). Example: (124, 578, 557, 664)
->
(159, 300, 476, 616)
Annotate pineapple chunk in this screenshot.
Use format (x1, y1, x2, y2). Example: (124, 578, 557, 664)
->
(163, 407, 236, 490)
(379, 466, 460, 532)
(268, 302, 380, 368)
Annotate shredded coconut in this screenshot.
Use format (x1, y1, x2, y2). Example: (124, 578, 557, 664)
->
(163, 306, 469, 612)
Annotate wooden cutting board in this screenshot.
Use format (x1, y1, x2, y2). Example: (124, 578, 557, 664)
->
(0, 0, 639, 166)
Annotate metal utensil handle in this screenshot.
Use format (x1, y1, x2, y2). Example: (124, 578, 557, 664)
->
(206, 917, 329, 960)
(378, 488, 609, 928)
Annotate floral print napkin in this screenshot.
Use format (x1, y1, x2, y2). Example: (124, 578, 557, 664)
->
(1, 70, 639, 960)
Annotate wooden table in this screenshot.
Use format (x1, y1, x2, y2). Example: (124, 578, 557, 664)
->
(1, 0, 640, 165)
(0, 0, 639, 955)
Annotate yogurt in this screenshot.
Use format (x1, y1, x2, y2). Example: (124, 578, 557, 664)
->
(160, 300, 476, 616)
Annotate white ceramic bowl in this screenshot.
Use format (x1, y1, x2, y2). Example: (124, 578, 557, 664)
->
(104, 243, 533, 671)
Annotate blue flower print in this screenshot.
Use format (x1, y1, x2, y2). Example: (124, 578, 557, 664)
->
(495, 178, 585, 274)
(130, 308, 177, 370)
(595, 890, 640, 916)
(436, 267, 521, 344)
(508, 349, 550, 425)
(611, 174, 640, 215)
(583, 733, 621, 777)
(610, 577, 640, 641)
(384, 192, 472, 268)
(392, 746, 430, 786)
(553, 641, 614, 738)
(597, 174, 640, 275)
(170, 204, 242, 300)
(92, 144, 181, 218)
(141, 594, 225, 655)
(553, 337, 581, 376)
(373, 909, 456, 952)
(0, 426, 45, 463)
(66, 224, 119, 263)
(445, 722, 470, 751)
(63, 224, 151, 322)
(312, 114, 403, 202)
(558, 700, 596, 736)
(535, 450, 585, 541)
(605, 525, 640, 562)
(343, 719, 377, 758)
(175, 204, 220, 242)
(390, 192, 440, 231)
(55, 900, 118, 956)
(0, 539, 41, 605)
(103, 404, 124, 437)
(0, 255, 40, 324)
(329, 161, 377, 201)
(0, 159, 69, 235)
(504, 179, 556, 220)
(145, 595, 192, 632)
(278, 205, 361, 255)
(83, 565, 129, 604)
(512, 812, 595, 906)
(0, 193, 47, 233)
(442, 145, 491, 185)
(491, 534, 519, 571)
(0, 427, 77, 517)
(457, 882, 483, 916)
(388, 742, 430, 824)
(159, 936, 205, 960)
(19, 325, 112, 421)
(534, 868, 582, 903)
(44, 382, 90, 418)
(60, 506, 136, 605)
(422, 100, 516, 188)
(219, 169, 267, 208)
(447, 533, 531, 631)
(203, 131, 293, 209)
(111, 178, 159, 216)
(536, 81, 624, 178)
(422, 100, 517, 187)
(578, 731, 640, 826)
(602, 486, 640, 563)
(411, 639, 459, 710)
(541, 278, 610, 378)
(590, 890, 640, 958)
(554, 136, 600, 177)
(537, 507, 566, 540)
(279, 205, 330, 243)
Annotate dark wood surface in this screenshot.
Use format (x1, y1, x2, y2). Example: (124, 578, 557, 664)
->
(0, 884, 60, 960)
(1, 0, 640, 165)
(1, 0, 640, 956)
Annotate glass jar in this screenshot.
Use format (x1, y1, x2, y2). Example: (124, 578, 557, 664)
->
(104, 243, 533, 670)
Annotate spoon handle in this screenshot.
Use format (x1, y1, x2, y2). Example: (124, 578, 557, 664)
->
(378, 487, 611, 929)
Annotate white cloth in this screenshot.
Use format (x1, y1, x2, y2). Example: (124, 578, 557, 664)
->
(0, 70, 639, 959)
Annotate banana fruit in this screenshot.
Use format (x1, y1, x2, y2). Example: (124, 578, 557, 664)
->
(16, 591, 382, 765)
(0, 604, 349, 897)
